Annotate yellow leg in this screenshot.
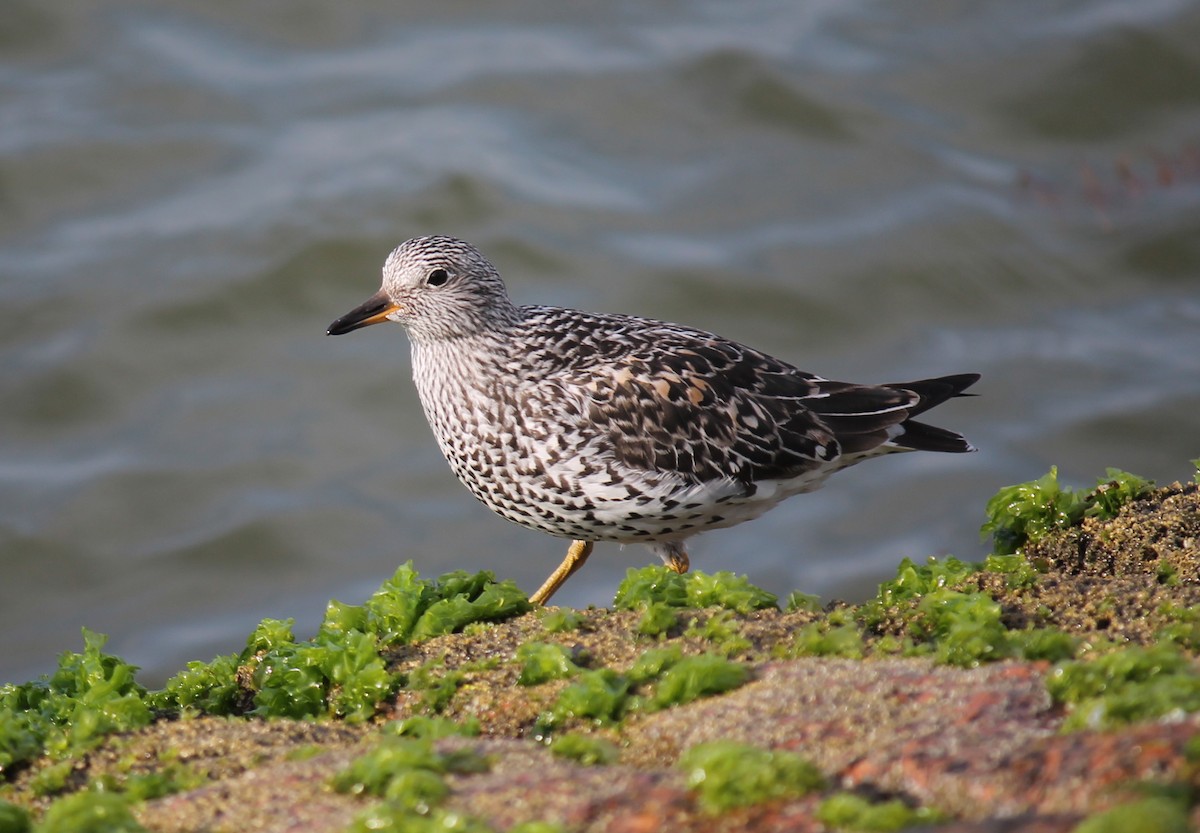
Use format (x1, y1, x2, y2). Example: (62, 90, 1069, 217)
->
(530, 539, 594, 606)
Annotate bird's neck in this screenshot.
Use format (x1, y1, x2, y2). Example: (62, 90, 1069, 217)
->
(410, 327, 515, 414)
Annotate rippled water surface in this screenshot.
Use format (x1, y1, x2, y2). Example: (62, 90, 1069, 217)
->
(3, 1, 1199, 684)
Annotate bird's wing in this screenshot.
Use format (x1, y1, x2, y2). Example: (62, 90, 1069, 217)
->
(536, 312, 919, 484)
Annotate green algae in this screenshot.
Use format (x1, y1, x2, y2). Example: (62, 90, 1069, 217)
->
(508, 823, 567, 833)
(816, 792, 942, 831)
(1158, 605, 1200, 651)
(333, 739, 448, 806)
(333, 736, 491, 832)
(0, 630, 151, 777)
(626, 646, 684, 683)
(1071, 796, 1190, 833)
(982, 466, 1153, 555)
(786, 613, 865, 659)
(151, 565, 530, 724)
(614, 566, 777, 613)
(516, 643, 580, 686)
(679, 740, 824, 812)
(981, 553, 1042, 589)
(683, 570, 779, 613)
(0, 800, 30, 833)
(88, 759, 205, 802)
(855, 555, 1082, 668)
(148, 654, 241, 716)
(346, 805, 496, 833)
(1048, 643, 1200, 731)
(686, 609, 753, 655)
(548, 732, 619, 766)
(539, 609, 584, 634)
(545, 669, 630, 727)
(387, 715, 480, 740)
(407, 660, 469, 714)
(649, 655, 748, 709)
(34, 791, 145, 833)
(915, 589, 1013, 667)
(635, 601, 678, 637)
(534, 647, 749, 735)
(785, 590, 823, 613)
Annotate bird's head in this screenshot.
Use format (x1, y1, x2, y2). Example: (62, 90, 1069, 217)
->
(327, 235, 516, 343)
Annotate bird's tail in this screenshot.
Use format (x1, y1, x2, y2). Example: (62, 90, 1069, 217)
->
(886, 373, 980, 453)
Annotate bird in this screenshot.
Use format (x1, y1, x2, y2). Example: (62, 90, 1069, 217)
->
(327, 235, 978, 605)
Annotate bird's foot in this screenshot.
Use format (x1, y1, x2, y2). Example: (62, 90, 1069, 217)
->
(656, 541, 690, 574)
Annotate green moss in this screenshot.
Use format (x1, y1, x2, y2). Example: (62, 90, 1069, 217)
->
(148, 654, 241, 716)
(28, 762, 73, 797)
(917, 590, 1016, 668)
(858, 556, 980, 633)
(409, 573, 532, 642)
(636, 602, 678, 637)
(626, 646, 684, 684)
(1087, 470, 1155, 521)
(816, 792, 942, 831)
(332, 736, 487, 805)
(0, 630, 151, 775)
(787, 618, 865, 659)
(854, 553, 1089, 668)
(614, 567, 777, 613)
(386, 715, 480, 739)
(679, 740, 824, 812)
(1049, 644, 1200, 730)
(0, 800, 30, 833)
(1072, 796, 1190, 833)
(1013, 628, 1079, 663)
(1158, 605, 1200, 651)
(549, 732, 620, 766)
(547, 669, 630, 726)
(334, 736, 491, 833)
(540, 609, 584, 633)
(689, 610, 752, 655)
(407, 660, 468, 714)
(1156, 560, 1180, 587)
(508, 823, 568, 833)
(88, 759, 205, 802)
(537, 645, 749, 735)
(982, 553, 1042, 589)
(650, 655, 748, 709)
(785, 591, 822, 613)
(347, 804, 496, 833)
(244, 625, 395, 722)
(516, 643, 580, 686)
(36, 791, 146, 833)
(683, 571, 778, 614)
(981, 467, 1153, 555)
(148, 565, 531, 725)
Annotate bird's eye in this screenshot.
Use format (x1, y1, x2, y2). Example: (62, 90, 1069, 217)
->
(426, 268, 449, 287)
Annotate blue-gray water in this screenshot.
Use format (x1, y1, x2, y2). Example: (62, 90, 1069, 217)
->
(3, 1, 1199, 686)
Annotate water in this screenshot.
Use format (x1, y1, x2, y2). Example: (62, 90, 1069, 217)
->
(3, 0, 1199, 686)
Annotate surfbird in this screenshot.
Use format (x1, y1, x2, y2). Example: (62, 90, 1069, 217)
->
(328, 235, 979, 605)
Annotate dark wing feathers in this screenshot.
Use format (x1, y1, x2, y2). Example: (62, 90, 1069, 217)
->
(540, 311, 977, 483)
(579, 335, 837, 484)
